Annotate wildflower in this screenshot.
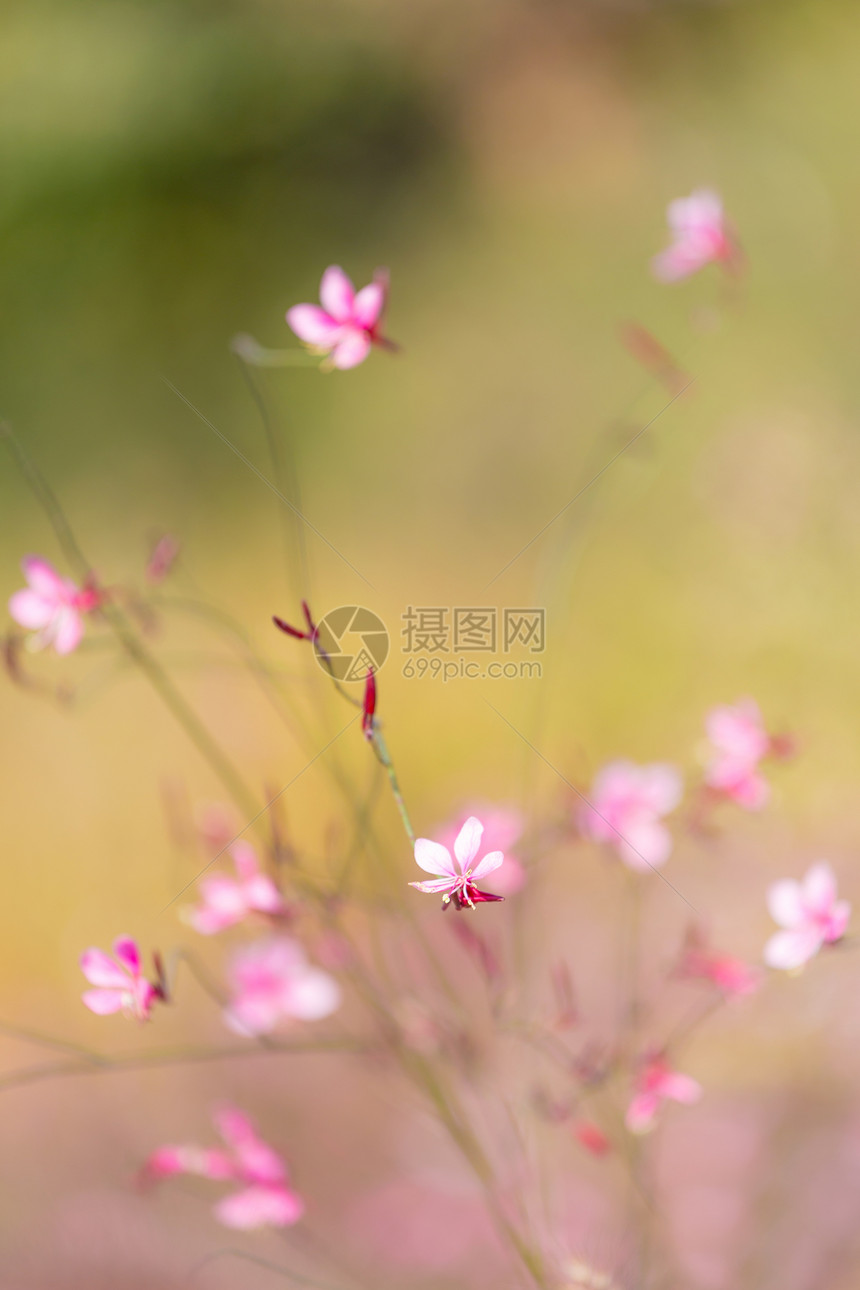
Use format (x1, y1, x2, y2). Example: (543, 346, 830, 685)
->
(409, 816, 505, 910)
(652, 189, 738, 282)
(704, 698, 773, 810)
(286, 265, 394, 370)
(80, 936, 162, 1021)
(580, 761, 682, 871)
(224, 936, 341, 1036)
(764, 862, 850, 970)
(143, 1104, 304, 1230)
(626, 1055, 702, 1134)
(185, 840, 287, 935)
(678, 926, 759, 997)
(438, 804, 526, 895)
(9, 556, 99, 656)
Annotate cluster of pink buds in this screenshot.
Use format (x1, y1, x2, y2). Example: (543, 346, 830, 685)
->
(9, 556, 102, 656)
(143, 1105, 304, 1230)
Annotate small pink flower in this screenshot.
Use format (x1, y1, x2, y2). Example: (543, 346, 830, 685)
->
(580, 761, 682, 872)
(144, 1104, 304, 1230)
(286, 265, 394, 370)
(652, 189, 738, 282)
(9, 556, 99, 656)
(704, 698, 773, 810)
(764, 862, 850, 970)
(186, 840, 286, 935)
(437, 804, 526, 896)
(224, 936, 341, 1036)
(679, 927, 760, 997)
(626, 1056, 702, 1134)
(80, 936, 161, 1021)
(410, 815, 505, 910)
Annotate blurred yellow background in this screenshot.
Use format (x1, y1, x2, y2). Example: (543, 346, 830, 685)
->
(3, 1, 860, 1285)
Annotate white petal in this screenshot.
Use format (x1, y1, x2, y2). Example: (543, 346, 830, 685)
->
(454, 817, 483, 869)
(414, 838, 456, 877)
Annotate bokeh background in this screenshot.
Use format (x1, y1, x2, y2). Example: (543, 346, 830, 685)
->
(3, 0, 860, 1286)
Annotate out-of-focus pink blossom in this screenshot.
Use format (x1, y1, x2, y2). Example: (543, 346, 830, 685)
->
(580, 761, 682, 872)
(145, 535, 180, 584)
(224, 936, 341, 1036)
(185, 840, 286, 935)
(679, 926, 760, 997)
(410, 815, 505, 910)
(438, 804, 526, 896)
(80, 937, 160, 1021)
(652, 190, 737, 282)
(286, 265, 394, 370)
(9, 556, 99, 656)
(704, 698, 774, 810)
(573, 1120, 611, 1157)
(764, 862, 850, 970)
(626, 1056, 702, 1134)
(144, 1105, 304, 1230)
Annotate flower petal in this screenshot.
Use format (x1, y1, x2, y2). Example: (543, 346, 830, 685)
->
(286, 967, 341, 1021)
(454, 817, 483, 869)
(80, 948, 128, 989)
(52, 608, 84, 655)
(113, 936, 141, 975)
(286, 304, 342, 348)
(764, 927, 822, 970)
(414, 838, 456, 877)
(215, 1184, 304, 1229)
(319, 265, 355, 323)
(21, 556, 65, 598)
(82, 988, 126, 1015)
(802, 862, 837, 917)
(409, 877, 458, 894)
(8, 589, 53, 629)
(330, 329, 371, 370)
(353, 281, 385, 329)
(471, 850, 504, 881)
(767, 879, 804, 929)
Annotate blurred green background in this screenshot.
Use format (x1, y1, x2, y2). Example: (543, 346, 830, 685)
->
(3, 0, 860, 1284)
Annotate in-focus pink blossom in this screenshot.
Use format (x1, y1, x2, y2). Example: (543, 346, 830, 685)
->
(652, 190, 738, 282)
(678, 927, 760, 997)
(626, 1056, 702, 1134)
(580, 761, 682, 872)
(80, 937, 161, 1021)
(224, 936, 341, 1036)
(704, 698, 774, 810)
(438, 804, 526, 896)
(286, 265, 394, 370)
(185, 840, 286, 935)
(764, 862, 850, 970)
(143, 1104, 304, 1230)
(9, 556, 99, 656)
(410, 815, 505, 910)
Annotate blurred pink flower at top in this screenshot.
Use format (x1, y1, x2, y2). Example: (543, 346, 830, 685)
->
(580, 761, 682, 872)
(626, 1056, 702, 1134)
(704, 698, 774, 810)
(224, 936, 341, 1036)
(652, 189, 737, 282)
(144, 1104, 304, 1230)
(764, 862, 850, 971)
(286, 265, 394, 370)
(9, 556, 99, 656)
(410, 815, 506, 910)
(80, 937, 161, 1022)
(185, 840, 286, 935)
(438, 804, 526, 896)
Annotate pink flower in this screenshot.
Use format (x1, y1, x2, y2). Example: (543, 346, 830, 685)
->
(144, 1104, 304, 1230)
(185, 840, 286, 935)
(410, 815, 505, 910)
(678, 927, 760, 997)
(80, 937, 161, 1021)
(764, 862, 850, 970)
(437, 804, 526, 896)
(224, 936, 341, 1036)
(286, 265, 394, 370)
(704, 698, 773, 810)
(580, 761, 682, 872)
(652, 190, 737, 282)
(9, 556, 99, 655)
(626, 1056, 702, 1134)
